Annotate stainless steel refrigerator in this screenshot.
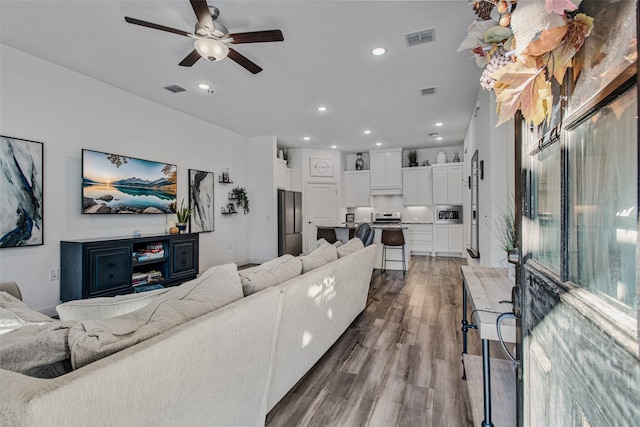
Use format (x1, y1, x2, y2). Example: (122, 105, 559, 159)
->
(278, 189, 303, 256)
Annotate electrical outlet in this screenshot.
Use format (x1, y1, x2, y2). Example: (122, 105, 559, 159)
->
(49, 269, 59, 281)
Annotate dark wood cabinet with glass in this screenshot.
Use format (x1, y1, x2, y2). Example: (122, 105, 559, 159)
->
(60, 233, 199, 302)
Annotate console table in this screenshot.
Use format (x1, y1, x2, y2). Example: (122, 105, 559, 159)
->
(461, 266, 516, 427)
(60, 233, 199, 301)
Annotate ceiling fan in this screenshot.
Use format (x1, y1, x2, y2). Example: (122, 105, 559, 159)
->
(124, 0, 284, 74)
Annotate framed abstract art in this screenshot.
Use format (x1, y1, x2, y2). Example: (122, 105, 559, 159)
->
(0, 136, 44, 248)
(189, 169, 214, 232)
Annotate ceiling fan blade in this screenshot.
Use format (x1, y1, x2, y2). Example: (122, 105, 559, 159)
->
(179, 49, 201, 67)
(124, 17, 191, 37)
(227, 48, 263, 74)
(190, 0, 215, 31)
(229, 29, 284, 44)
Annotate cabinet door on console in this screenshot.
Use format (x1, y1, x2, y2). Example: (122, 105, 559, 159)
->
(89, 245, 132, 297)
(170, 235, 199, 279)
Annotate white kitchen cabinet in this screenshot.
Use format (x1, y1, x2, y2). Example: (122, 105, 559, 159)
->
(432, 164, 463, 205)
(434, 224, 463, 254)
(369, 149, 402, 195)
(344, 171, 371, 207)
(275, 158, 291, 190)
(403, 167, 433, 206)
(408, 224, 433, 255)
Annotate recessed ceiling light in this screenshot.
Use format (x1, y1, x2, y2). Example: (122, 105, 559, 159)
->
(376, 142, 382, 146)
(436, 137, 444, 141)
(317, 106, 328, 112)
(363, 130, 372, 135)
(303, 136, 311, 141)
(198, 83, 210, 90)
(435, 122, 444, 127)
(331, 145, 337, 149)
(371, 47, 386, 56)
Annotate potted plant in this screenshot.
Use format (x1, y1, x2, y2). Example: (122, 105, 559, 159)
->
(407, 150, 419, 167)
(231, 187, 250, 215)
(494, 195, 518, 281)
(170, 199, 193, 233)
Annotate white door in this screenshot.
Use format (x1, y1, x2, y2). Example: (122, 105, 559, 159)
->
(304, 182, 338, 252)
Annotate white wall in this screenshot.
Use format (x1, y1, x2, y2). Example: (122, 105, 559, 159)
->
(0, 45, 257, 313)
(248, 135, 278, 264)
(463, 88, 515, 267)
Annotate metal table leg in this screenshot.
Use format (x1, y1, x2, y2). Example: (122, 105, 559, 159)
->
(481, 338, 494, 427)
(461, 280, 468, 379)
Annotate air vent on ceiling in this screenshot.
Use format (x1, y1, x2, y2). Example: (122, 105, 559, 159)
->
(405, 28, 435, 47)
(421, 87, 437, 96)
(164, 84, 187, 93)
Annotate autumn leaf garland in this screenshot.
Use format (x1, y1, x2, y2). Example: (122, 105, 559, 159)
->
(461, 0, 594, 127)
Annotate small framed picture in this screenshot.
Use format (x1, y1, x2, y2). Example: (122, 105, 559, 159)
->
(345, 213, 355, 223)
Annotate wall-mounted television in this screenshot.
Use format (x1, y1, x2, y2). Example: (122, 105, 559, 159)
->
(82, 149, 177, 214)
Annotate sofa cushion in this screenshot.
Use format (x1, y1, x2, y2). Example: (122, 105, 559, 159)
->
(337, 237, 364, 258)
(56, 287, 170, 321)
(333, 240, 343, 248)
(0, 291, 54, 335)
(68, 263, 244, 369)
(239, 255, 302, 296)
(299, 241, 338, 273)
(0, 321, 76, 378)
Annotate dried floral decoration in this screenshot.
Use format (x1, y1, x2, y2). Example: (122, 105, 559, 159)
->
(459, 0, 594, 126)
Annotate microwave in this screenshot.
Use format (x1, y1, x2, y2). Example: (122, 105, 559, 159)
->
(435, 205, 462, 224)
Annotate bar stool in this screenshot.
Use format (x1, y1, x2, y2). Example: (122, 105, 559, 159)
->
(381, 229, 406, 274)
(316, 228, 337, 244)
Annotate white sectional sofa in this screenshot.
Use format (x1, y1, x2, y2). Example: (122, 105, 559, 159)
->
(0, 240, 376, 426)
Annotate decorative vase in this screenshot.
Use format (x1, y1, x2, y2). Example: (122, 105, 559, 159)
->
(169, 226, 179, 235)
(437, 150, 447, 164)
(355, 153, 364, 170)
(453, 152, 460, 162)
(176, 223, 187, 234)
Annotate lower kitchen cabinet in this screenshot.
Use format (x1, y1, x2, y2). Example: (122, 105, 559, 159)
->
(408, 224, 433, 255)
(434, 224, 463, 255)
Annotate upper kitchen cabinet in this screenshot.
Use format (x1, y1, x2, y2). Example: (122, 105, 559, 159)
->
(275, 158, 291, 190)
(432, 164, 463, 205)
(344, 171, 371, 207)
(403, 167, 433, 206)
(370, 148, 402, 195)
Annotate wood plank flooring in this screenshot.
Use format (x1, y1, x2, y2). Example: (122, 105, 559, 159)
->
(266, 256, 502, 427)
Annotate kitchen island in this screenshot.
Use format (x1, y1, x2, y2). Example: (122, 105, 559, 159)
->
(317, 224, 410, 271)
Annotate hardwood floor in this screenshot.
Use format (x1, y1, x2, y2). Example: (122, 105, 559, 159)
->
(266, 256, 497, 427)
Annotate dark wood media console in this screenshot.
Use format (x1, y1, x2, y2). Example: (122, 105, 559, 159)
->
(60, 233, 199, 302)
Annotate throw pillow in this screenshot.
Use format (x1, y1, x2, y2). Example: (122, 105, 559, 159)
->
(56, 287, 169, 321)
(303, 238, 328, 255)
(333, 240, 343, 248)
(337, 237, 364, 258)
(299, 241, 338, 273)
(69, 263, 244, 369)
(239, 254, 302, 296)
(0, 291, 54, 335)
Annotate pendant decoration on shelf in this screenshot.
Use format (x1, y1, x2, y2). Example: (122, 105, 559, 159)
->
(458, 0, 594, 127)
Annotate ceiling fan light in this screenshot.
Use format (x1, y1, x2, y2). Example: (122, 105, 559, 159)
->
(194, 39, 229, 62)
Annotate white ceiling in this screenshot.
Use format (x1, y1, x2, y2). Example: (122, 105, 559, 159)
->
(0, 0, 482, 153)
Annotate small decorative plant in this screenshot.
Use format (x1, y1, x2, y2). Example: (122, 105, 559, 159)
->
(171, 199, 193, 224)
(495, 195, 517, 252)
(231, 187, 250, 215)
(407, 150, 418, 166)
